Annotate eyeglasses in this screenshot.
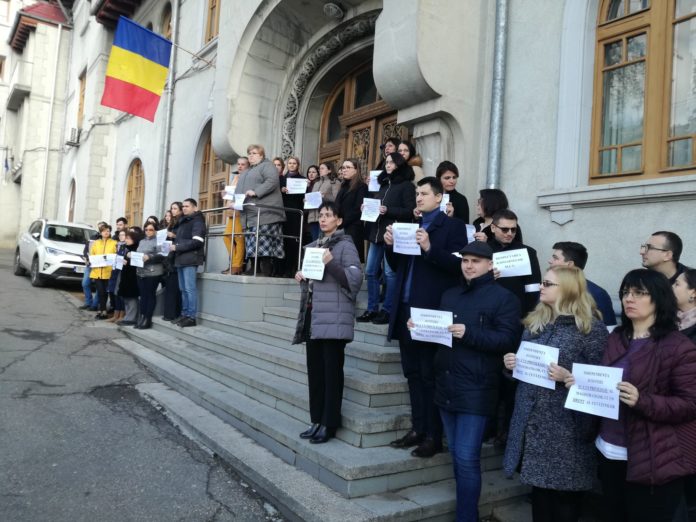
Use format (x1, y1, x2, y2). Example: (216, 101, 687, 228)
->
(640, 244, 669, 253)
(494, 226, 517, 234)
(621, 289, 651, 299)
(541, 280, 559, 288)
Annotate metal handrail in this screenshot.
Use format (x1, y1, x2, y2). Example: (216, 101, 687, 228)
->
(200, 202, 305, 277)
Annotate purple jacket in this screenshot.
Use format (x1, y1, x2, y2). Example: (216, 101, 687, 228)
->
(604, 330, 696, 485)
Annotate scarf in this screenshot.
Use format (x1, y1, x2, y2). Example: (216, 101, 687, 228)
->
(678, 306, 696, 331)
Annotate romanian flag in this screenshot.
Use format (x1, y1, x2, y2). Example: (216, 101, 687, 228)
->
(101, 16, 172, 121)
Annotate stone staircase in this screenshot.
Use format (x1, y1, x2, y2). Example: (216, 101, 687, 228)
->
(116, 273, 530, 520)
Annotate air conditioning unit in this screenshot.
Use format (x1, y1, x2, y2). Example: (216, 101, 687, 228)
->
(65, 128, 81, 147)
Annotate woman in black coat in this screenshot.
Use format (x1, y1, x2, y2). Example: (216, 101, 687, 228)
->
(116, 230, 141, 326)
(335, 158, 368, 262)
(436, 160, 469, 224)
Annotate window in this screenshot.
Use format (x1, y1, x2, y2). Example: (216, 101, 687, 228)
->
(77, 70, 86, 130)
(591, 0, 696, 182)
(125, 159, 145, 227)
(204, 0, 220, 43)
(199, 135, 229, 226)
(161, 3, 172, 40)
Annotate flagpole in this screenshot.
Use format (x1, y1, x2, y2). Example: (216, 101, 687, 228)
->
(171, 42, 216, 68)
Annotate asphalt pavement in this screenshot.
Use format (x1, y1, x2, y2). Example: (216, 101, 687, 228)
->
(0, 249, 284, 522)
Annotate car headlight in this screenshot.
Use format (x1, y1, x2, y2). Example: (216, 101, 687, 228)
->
(45, 247, 68, 256)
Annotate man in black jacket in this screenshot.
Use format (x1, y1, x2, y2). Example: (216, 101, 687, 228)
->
(384, 177, 469, 458)
(171, 198, 206, 327)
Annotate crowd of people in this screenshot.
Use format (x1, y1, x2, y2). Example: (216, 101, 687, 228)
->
(81, 137, 696, 522)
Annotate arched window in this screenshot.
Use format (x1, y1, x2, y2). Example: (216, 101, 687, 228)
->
(125, 159, 144, 226)
(591, 0, 696, 182)
(199, 134, 229, 226)
(161, 3, 172, 40)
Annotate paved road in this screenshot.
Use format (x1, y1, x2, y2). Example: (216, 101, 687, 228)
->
(0, 250, 284, 522)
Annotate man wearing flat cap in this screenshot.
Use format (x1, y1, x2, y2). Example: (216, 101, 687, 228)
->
(429, 240, 521, 521)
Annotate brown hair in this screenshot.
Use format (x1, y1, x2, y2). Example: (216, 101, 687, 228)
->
(342, 158, 364, 192)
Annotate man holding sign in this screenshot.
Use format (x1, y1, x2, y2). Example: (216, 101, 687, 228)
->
(383, 177, 469, 458)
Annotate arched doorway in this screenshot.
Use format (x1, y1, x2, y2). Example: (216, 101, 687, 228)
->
(318, 63, 409, 174)
(125, 159, 144, 227)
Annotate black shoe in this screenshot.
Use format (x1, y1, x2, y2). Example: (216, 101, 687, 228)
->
(390, 430, 424, 449)
(309, 426, 336, 444)
(411, 438, 443, 458)
(95, 312, 107, 320)
(133, 316, 145, 329)
(178, 317, 197, 328)
(356, 311, 376, 323)
(299, 423, 321, 439)
(371, 310, 390, 325)
(79, 304, 91, 310)
(140, 318, 152, 330)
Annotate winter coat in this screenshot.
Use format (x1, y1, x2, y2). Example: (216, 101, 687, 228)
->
(681, 324, 696, 344)
(89, 238, 118, 280)
(487, 238, 542, 316)
(474, 218, 525, 244)
(117, 244, 140, 298)
(173, 211, 206, 267)
(503, 316, 607, 491)
(434, 272, 522, 417)
(385, 211, 470, 341)
(446, 189, 470, 224)
(587, 279, 617, 326)
(307, 176, 341, 224)
(235, 158, 286, 228)
(335, 181, 368, 261)
(136, 236, 165, 278)
(292, 231, 363, 343)
(603, 329, 696, 486)
(367, 167, 416, 244)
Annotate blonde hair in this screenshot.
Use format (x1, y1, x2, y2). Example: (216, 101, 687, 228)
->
(523, 266, 601, 335)
(247, 144, 265, 157)
(286, 155, 301, 172)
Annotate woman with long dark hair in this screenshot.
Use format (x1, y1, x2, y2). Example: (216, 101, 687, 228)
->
(335, 158, 368, 262)
(132, 223, 164, 329)
(116, 230, 141, 326)
(472, 188, 523, 242)
(162, 201, 182, 321)
(279, 156, 307, 277)
(306, 161, 340, 242)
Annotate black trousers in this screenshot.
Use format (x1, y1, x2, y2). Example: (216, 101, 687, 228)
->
(162, 270, 181, 320)
(532, 486, 583, 522)
(94, 279, 108, 312)
(396, 301, 442, 440)
(137, 276, 159, 320)
(306, 339, 346, 428)
(599, 454, 688, 522)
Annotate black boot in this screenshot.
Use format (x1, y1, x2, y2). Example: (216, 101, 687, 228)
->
(140, 317, 152, 330)
(243, 259, 256, 276)
(134, 316, 145, 329)
(299, 423, 320, 439)
(309, 425, 336, 444)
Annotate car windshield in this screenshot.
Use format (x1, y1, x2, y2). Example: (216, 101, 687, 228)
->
(43, 225, 92, 244)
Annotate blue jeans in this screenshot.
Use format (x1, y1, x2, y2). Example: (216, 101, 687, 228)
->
(365, 242, 396, 313)
(177, 266, 198, 318)
(440, 410, 488, 522)
(82, 267, 97, 307)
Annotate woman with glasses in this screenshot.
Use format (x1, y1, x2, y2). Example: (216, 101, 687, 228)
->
(503, 266, 607, 522)
(335, 158, 368, 262)
(131, 224, 165, 329)
(585, 269, 696, 522)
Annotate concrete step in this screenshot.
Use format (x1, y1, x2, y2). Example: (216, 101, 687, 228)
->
(118, 339, 526, 507)
(135, 381, 529, 522)
(123, 326, 411, 448)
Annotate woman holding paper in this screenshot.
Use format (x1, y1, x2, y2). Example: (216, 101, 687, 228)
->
(503, 266, 607, 522)
(588, 269, 696, 522)
(306, 161, 340, 242)
(292, 202, 363, 444)
(335, 158, 368, 262)
(279, 156, 307, 277)
(116, 230, 141, 326)
(132, 223, 165, 329)
(89, 224, 118, 320)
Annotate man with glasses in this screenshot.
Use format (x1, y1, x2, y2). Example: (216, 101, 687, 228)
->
(640, 231, 688, 284)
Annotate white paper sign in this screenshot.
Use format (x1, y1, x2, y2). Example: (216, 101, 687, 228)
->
(89, 254, 116, 268)
(301, 248, 326, 280)
(368, 170, 381, 192)
(222, 185, 236, 200)
(392, 223, 420, 256)
(512, 341, 560, 390)
(439, 193, 450, 213)
(304, 191, 323, 209)
(360, 198, 381, 222)
(130, 252, 145, 268)
(465, 224, 476, 244)
(565, 363, 623, 420)
(410, 307, 453, 348)
(156, 228, 168, 245)
(286, 178, 308, 194)
(493, 248, 532, 277)
(114, 255, 125, 270)
(233, 194, 246, 211)
(160, 241, 172, 255)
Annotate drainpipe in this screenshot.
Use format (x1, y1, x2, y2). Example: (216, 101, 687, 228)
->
(486, 0, 508, 189)
(39, 23, 62, 217)
(156, 0, 180, 215)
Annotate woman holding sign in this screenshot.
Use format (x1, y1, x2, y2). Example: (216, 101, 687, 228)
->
(590, 269, 696, 522)
(89, 224, 118, 320)
(292, 202, 363, 444)
(503, 266, 607, 522)
(132, 223, 165, 330)
(306, 161, 340, 242)
(335, 158, 368, 262)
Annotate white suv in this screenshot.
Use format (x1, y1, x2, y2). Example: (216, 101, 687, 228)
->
(14, 219, 97, 287)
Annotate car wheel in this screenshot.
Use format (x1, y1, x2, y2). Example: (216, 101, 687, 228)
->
(13, 249, 26, 276)
(30, 257, 45, 287)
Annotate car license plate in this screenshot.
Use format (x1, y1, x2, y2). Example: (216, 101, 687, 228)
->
(73, 266, 85, 274)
